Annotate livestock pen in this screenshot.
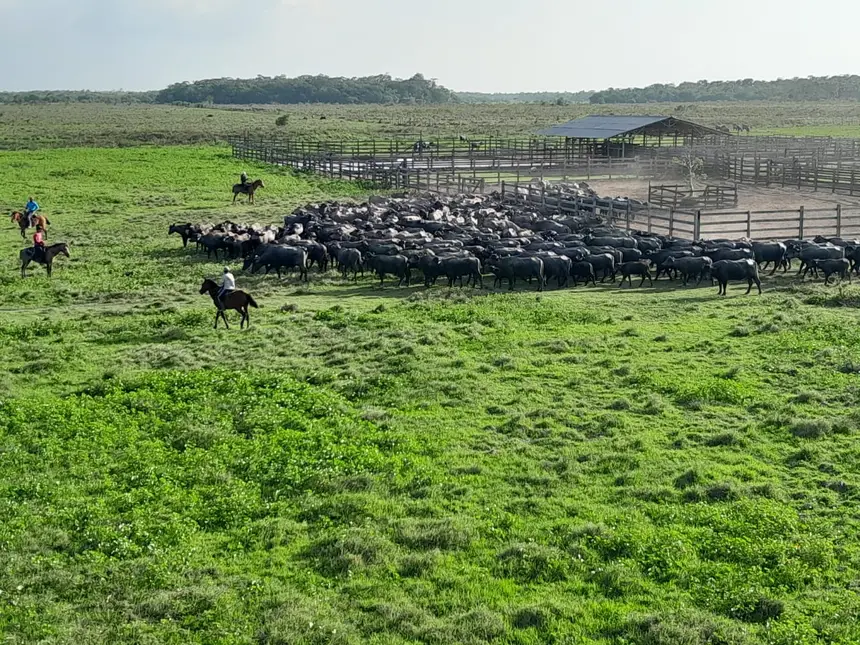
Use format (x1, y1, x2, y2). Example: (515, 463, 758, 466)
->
(503, 181, 860, 241)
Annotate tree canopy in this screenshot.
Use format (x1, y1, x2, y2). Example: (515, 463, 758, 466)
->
(154, 74, 456, 105)
(590, 76, 860, 104)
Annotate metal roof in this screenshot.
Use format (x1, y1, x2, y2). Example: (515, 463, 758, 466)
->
(536, 115, 721, 139)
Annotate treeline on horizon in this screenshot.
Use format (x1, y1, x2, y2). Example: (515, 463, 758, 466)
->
(589, 75, 860, 103)
(2, 74, 860, 105)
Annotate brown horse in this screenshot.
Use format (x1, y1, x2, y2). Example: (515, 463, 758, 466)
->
(199, 278, 259, 329)
(232, 179, 264, 204)
(20, 242, 70, 278)
(11, 211, 51, 238)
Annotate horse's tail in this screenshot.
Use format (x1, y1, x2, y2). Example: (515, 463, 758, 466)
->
(247, 294, 259, 309)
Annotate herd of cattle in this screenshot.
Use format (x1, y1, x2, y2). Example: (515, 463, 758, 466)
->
(168, 193, 859, 295)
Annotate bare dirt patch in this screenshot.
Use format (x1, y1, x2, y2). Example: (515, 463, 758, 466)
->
(587, 178, 860, 212)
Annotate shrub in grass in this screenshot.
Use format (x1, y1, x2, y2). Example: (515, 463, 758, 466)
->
(397, 551, 440, 578)
(304, 528, 395, 577)
(790, 419, 831, 439)
(497, 542, 569, 583)
(395, 517, 474, 551)
(705, 431, 745, 448)
(673, 469, 702, 490)
(705, 482, 740, 502)
(729, 326, 750, 338)
(609, 398, 631, 411)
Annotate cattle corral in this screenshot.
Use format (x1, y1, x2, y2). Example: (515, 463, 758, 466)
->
(232, 130, 860, 242)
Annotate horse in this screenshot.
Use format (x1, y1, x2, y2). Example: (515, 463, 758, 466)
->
(20, 242, 70, 278)
(199, 278, 259, 329)
(232, 179, 264, 204)
(11, 211, 51, 238)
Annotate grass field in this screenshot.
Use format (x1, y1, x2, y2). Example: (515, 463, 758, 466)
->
(3, 145, 860, 644)
(1, 101, 860, 148)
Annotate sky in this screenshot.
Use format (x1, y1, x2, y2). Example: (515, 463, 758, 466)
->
(2, 0, 858, 93)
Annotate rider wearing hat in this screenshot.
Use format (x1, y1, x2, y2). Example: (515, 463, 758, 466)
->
(240, 172, 249, 187)
(218, 267, 235, 307)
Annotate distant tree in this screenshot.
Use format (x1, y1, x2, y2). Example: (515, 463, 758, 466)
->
(275, 114, 288, 126)
(155, 74, 457, 105)
(673, 152, 707, 192)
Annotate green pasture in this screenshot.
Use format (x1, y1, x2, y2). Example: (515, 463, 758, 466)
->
(1, 146, 860, 644)
(1, 101, 859, 148)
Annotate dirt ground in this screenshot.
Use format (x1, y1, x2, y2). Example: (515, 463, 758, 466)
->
(586, 178, 860, 212)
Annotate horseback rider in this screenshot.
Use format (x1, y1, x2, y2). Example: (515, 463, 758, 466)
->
(24, 196, 39, 228)
(218, 266, 235, 308)
(240, 172, 249, 187)
(32, 225, 46, 263)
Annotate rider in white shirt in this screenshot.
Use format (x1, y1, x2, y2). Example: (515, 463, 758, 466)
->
(218, 267, 236, 306)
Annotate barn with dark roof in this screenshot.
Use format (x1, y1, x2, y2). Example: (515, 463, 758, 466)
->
(537, 115, 725, 158)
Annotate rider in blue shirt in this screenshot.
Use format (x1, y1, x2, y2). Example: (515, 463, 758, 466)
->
(24, 197, 39, 227)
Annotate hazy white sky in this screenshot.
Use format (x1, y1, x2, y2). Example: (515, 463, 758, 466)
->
(3, 0, 858, 92)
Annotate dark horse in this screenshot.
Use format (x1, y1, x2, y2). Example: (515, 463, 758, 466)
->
(232, 179, 264, 204)
(11, 211, 51, 238)
(20, 242, 70, 278)
(199, 278, 259, 329)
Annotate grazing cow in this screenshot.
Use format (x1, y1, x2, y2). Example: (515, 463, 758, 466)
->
(570, 261, 597, 287)
(712, 259, 762, 296)
(665, 256, 713, 286)
(537, 254, 572, 288)
(337, 248, 363, 280)
(583, 253, 616, 283)
(618, 261, 653, 288)
(797, 245, 845, 277)
(437, 256, 483, 288)
(488, 256, 544, 292)
(752, 242, 788, 276)
(367, 254, 410, 288)
(250, 245, 309, 281)
(805, 258, 851, 284)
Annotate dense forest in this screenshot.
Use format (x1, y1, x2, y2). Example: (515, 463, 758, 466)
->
(154, 74, 456, 105)
(590, 75, 860, 103)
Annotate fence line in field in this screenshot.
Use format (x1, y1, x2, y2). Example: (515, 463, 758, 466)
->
(501, 181, 860, 242)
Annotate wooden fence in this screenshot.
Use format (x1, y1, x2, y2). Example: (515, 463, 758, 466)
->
(648, 183, 738, 209)
(501, 181, 860, 242)
(231, 138, 485, 194)
(709, 154, 860, 196)
(696, 205, 860, 241)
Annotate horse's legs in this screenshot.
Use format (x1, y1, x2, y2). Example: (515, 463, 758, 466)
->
(20, 259, 28, 278)
(233, 192, 238, 204)
(213, 310, 220, 329)
(46, 262, 52, 278)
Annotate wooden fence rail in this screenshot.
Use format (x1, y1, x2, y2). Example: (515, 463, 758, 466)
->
(501, 181, 860, 242)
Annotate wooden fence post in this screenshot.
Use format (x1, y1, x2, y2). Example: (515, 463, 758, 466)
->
(837, 204, 842, 237)
(799, 206, 805, 240)
(625, 202, 631, 232)
(501, 181, 506, 199)
(669, 208, 675, 237)
(694, 210, 701, 240)
(746, 211, 752, 239)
